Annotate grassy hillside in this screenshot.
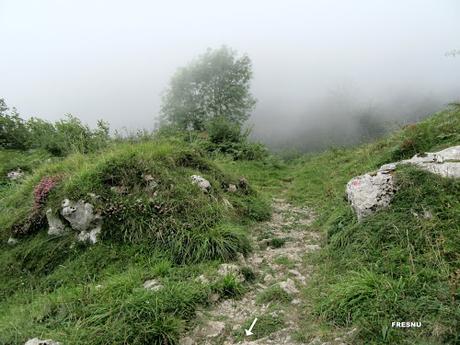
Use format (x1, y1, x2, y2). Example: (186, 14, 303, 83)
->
(0, 105, 459, 345)
(0, 140, 270, 344)
(284, 105, 460, 344)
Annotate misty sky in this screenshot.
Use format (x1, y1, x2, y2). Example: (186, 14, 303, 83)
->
(1, 0, 459, 143)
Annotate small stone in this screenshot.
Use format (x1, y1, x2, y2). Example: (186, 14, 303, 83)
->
(77, 225, 102, 244)
(7, 237, 18, 245)
(346, 171, 396, 221)
(179, 337, 195, 345)
(61, 199, 97, 232)
(24, 339, 61, 345)
(279, 278, 299, 294)
(264, 274, 274, 283)
(204, 320, 225, 338)
(217, 263, 244, 282)
(191, 175, 211, 192)
(196, 274, 209, 285)
(209, 293, 220, 302)
(291, 298, 301, 305)
(7, 169, 24, 180)
(423, 210, 433, 219)
(227, 184, 237, 193)
(143, 279, 163, 291)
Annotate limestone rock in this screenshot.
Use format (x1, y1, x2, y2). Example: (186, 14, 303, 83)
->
(77, 225, 101, 244)
(61, 199, 95, 231)
(381, 145, 460, 178)
(227, 184, 237, 193)
(347, 146, 460, 220)
(143, 279, 163, 291)
(195, 274, 210, 285)
(279, 278, 299, 294)
(7, 237, 18, 245)
(60, 199, 102, 243)
(7, 169, 24, 180)
(46, 208, 67, 236)
(346, 170, 396, 221)
(191, 175, 211, 192)
(24, 338, 61, 345)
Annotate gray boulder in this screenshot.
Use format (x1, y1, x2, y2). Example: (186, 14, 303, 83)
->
(60, 199, 102, 243)
(61, 199, 96, 231)
(46, 208, 67, 236)
(7, 237, 18, 245)
(346, 170, 396, 221)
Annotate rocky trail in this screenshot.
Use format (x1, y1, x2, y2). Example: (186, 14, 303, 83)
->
(180, 196, 356, 345)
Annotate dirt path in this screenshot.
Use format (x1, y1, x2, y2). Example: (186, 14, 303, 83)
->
(180, 196, 350, 345)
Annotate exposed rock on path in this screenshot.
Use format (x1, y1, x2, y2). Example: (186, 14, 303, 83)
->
(180, 198, 322, 345)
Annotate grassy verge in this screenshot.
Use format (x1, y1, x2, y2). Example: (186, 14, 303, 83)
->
(287, 105, 460, 344)
(0, 139, 271, 344)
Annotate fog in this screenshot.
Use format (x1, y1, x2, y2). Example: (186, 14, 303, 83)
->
(1, 0, 459, 150)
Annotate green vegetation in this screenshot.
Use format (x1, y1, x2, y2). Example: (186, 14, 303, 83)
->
(0, 99, 109, 156)
(237, 313, 285, 341)
(256, 285, 292, 305)
(0, 95, 459, 344)
(0, 138, 270, 344)
(285, 105, 460, 344)
(160, 46, 256, 130)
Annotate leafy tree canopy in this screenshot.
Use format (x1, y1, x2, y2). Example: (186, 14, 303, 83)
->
(161, 46, 256, 130)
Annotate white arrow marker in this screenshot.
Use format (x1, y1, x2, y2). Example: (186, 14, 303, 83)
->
(245, 317, 258, 336)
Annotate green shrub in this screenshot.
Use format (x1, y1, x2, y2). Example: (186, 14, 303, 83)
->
(212, 274, 245, 298)
(256, 285, 292, 305)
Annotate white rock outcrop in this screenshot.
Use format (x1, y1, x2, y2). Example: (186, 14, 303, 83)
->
(24, 338, 61, 345)
(61, 199, 96, 231)
(398, 145, 460, 178)
(347, 145, 460, 220)
(191, 175, 211, 192)
(46, 199, 104, 244)
(346, 170, 396, 221)
(46, 208, 67, 236)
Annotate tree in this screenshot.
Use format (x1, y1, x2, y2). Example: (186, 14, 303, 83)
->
(160, 46, 256, 130)
(0, 98, 29, 149)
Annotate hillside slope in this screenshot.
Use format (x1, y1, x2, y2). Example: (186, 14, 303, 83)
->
(283, 105, 460, 344)
(0, 105, 459, 345)
(0, 140, 271, 344)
